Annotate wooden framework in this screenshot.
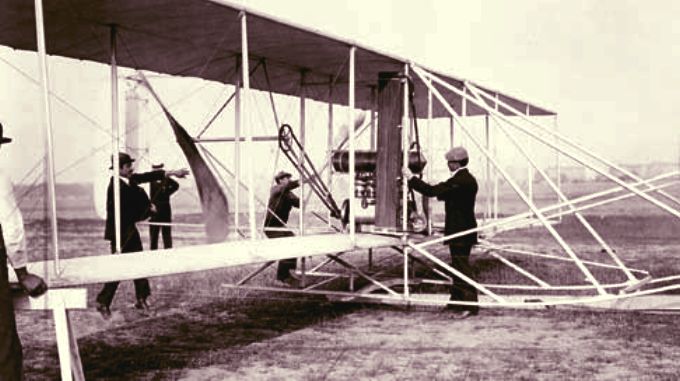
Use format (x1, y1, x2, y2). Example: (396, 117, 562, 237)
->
(8, 1, 680, 379)
(33, 0, 60, 270)
(14, 289, 87, 381)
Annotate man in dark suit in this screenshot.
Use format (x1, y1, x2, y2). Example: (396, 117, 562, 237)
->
(404, 146, 479, 319)
(149, 163, 179, 250)
(0, 123, 48, 380)
(264, 171, 301, 284)
(96, 152, 188, 318)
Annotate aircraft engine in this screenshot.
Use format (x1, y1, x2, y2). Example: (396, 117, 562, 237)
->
(332, 150, 426, 230)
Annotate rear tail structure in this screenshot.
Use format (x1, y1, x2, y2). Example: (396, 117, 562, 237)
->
(138, 73, 230, 243)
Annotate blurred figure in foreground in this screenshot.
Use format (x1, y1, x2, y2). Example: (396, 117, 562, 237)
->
(0, 123, 48, 380)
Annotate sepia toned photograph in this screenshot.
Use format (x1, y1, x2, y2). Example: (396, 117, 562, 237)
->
(1, 0, 679, 379)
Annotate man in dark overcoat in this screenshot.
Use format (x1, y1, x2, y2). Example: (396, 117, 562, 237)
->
(97, 152, 187, 317)
(404, 146, 479, 318)
(263, 171, 301, 284)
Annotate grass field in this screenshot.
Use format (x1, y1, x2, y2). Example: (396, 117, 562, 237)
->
(14, 181, 680, 380)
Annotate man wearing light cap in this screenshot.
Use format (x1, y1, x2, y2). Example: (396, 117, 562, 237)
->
(404, 146, 479, 319)
(0, 122, 48, 380)
(264, 170, 301, 285)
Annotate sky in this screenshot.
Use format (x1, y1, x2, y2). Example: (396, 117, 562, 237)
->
(0, 0, 679, 187)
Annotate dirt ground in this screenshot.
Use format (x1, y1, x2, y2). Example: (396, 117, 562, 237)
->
(19, 298, 680, 380)
(177, 308, 680, 381)
(14, 205, 680, 380)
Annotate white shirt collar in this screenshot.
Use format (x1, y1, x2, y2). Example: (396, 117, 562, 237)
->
(119, 176, 130, 185)
(450, 166, 467, 178)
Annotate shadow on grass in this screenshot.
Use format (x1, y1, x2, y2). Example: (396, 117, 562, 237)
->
(26, 296, 363, 380)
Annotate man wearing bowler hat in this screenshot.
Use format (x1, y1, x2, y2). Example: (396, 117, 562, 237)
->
(148, 163, 180, 250)
(97, 152, 188, 318)
(0, 122, 48, 380)
(264, 170, 302, 284)
(404, 146, 479, 319)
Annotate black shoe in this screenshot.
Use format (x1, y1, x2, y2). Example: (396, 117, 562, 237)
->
(134, 298, 150, 310)
(448, 310, 474, 320)
(96, 302, 111, 319)
(275, 276, 300, 288)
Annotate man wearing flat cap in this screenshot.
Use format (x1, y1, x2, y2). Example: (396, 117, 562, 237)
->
(404, 146, 479, 319)
(0, 123, 48, 380)
(264, 170, 301, 284)
(148, 163, 180, 251)
(97, 153, 188, 318)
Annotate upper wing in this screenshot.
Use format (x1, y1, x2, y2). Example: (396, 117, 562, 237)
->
(0, 0, 553, 118)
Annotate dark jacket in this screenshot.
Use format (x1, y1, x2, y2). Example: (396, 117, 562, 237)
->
(264, 180, 300, 229)
(104, 171, 165, 243)
(149, 176, 179, 221)
(408, 168, 478, 246)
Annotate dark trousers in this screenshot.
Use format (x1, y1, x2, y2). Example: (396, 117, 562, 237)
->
(264, 229, 296, 281)
(448, 244, 479, 313)
(96, 229, 151, 307)
(0, 228, 23, 381)
(149, 224, 172, 250)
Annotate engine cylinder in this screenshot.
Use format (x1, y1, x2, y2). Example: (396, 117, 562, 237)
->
(331, 150, 427, 173)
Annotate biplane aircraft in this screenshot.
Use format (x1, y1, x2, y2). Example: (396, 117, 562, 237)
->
(1, 0, 680, 380)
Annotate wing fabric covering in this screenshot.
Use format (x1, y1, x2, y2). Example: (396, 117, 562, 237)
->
(139, 77, 230, 243)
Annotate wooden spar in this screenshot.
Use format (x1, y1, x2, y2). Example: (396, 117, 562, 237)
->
(401, 65, 409, 232)
(493, 93, 499, 219)
(234, 56, 241, 234)
(195, 136, 278, 143)
(327, 75, 333, 227)
(554, 114, 562, 221)
(461, 86, 467, 117)
(240, 11, 256, 239)
(299, 71, 306, 236)
(370, 86, 377, 149)
(485, 114, 491, 222)
(10, 233, 401, 287)
(110, 25, 122, 255)
(348, 46, 356, 242)
(299, 71, 306, 277)
(34, 0, 61, 271)
(402, 64, 410, 299)
(526, 104, 533, 203)
(426, 76, 433, 235)
(449, 116, 454, 147)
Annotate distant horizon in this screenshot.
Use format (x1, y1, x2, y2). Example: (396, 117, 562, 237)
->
(13, 157, 677, 187)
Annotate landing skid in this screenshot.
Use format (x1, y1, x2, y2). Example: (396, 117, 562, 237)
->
(222, 241, 680, 313)
(14, 288, 87, 381)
